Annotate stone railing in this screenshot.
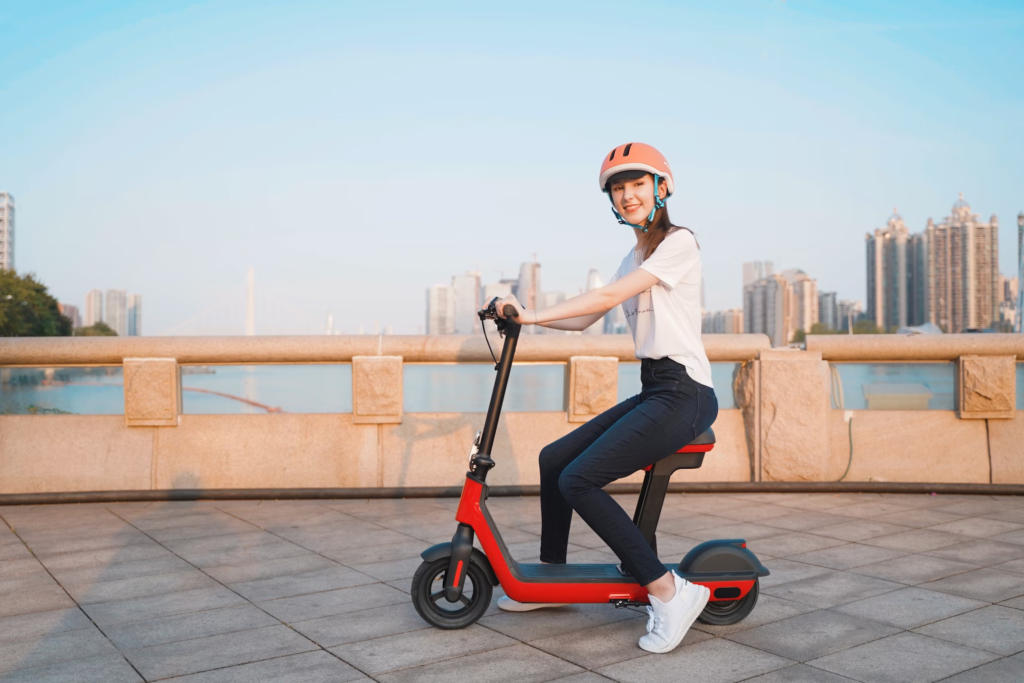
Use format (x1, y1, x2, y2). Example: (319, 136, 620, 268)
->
(0, 333, 1021, 500)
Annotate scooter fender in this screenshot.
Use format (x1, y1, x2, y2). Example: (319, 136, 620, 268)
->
(678, 539, 770, 577)
(421, 542, 500, 586)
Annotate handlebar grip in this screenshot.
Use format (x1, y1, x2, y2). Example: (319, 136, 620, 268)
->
(502, 305, 519, 318)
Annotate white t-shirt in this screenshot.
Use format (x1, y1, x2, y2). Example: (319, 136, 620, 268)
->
(609, 229, 713, 389)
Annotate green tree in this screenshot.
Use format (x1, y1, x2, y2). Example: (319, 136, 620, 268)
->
(75, 322, 118, 336)
(0, 270, 72, 337)
(852, 319, 881, 334)
(791, 329, 806, 344)
(809, 322, 837, 335)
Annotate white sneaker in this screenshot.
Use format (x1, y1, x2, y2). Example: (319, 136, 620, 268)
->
(638, 571, 710, 654)
(497, 596, 568, 612)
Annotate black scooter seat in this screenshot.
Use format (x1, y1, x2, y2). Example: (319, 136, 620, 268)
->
(684, 428, 715, 447)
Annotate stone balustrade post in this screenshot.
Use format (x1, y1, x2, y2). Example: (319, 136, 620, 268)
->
(956, 355, 1017, 419)
(352, 356, 403, 424)
(566, 356, 618, 423)
(123, 358, 180, 427)
(757, 349, 832, 481)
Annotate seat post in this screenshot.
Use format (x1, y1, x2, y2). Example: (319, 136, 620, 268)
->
(632, 466, 673, 557)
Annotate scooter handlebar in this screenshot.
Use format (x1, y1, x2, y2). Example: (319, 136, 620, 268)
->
(502, 305, 519, 318)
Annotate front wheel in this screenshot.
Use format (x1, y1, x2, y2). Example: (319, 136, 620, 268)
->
(411, 557, 493, 629)
(697, 578, 759, 625)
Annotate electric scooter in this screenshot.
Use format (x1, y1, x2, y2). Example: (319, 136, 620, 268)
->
(411, 301, 769, 629)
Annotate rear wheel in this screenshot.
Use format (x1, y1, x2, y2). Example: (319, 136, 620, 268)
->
(697, 578, 759, 625)
(411, 557, 493, 629)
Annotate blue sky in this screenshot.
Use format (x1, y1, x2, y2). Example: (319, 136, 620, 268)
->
(1, 0, 1022, 334)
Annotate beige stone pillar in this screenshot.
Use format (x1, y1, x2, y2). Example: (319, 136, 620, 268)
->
(956, 355, 1017, 419)
(757, 349, 831, 481)
(352, 356, 403, 424)
(567, 356, 618, 423)
(123, 358, 180, 427)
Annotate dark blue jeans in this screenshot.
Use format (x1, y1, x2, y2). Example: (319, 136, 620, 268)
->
(538, 357, 718, 586)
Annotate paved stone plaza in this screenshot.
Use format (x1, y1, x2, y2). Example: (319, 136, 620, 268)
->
(1, 492, 1023, 682)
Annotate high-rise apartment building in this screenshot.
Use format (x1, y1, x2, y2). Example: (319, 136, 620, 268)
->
(837, 300, 863, 333)
(515, 259, 541, 335)
(0, 192, 14, 271)
(426, 284, 455, 335)
(742, 261, 773, 287)
(127, 294, 142, 336)
(58, 303, 82, 329)
(451, 271, 482, 335)
(105, 289, 128, 336)
(818, 291, 838, 331)
(744, 274, 791, 347)
(865, 210, 927, 331)
(482, 280, 514, 305)
(583, 269, 604, 335)
(1018, 212, 1024, 333)
(782, 269, 818, 340)
(84, 289, 104, 327)
(924, 195, 999, 332)
(702, 309, 744, 334)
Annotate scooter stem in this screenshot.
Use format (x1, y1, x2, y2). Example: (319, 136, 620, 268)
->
(472, 316, 521, 481)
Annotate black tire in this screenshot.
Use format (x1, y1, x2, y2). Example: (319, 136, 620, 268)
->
(411, 557, 493, 630)
(697, 578, 759, 625)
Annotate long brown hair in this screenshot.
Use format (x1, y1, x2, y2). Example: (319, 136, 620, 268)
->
(633, 180, 698, 263)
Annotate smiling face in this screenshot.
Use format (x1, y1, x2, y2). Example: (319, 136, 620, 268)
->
(609, 174, 667, 223)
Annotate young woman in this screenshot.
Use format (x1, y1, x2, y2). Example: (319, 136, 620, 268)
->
(494, 142, 718, 654)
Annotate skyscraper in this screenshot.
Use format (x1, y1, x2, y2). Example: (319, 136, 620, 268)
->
(451, 271, 482, 335)
(837, 300, 863, 333)
(702, 309, 744, 334)
(865, 210, 922, 331)
(744, 274, 790, 347)
(426, 284, 455, 335)
(1018, 212, 1024, 333)
(482, 280, 514, 305)
(742, 261, 773, 287)
(516, 258, 541, 335)
(924, 195, 999, 332)
(0, 192, 14, 272)
(781, 269, 819, 340)
(105, 289, 128, 336)
(84, 289, 104, 327)
(127, 294, 142, 336)
(818, 291, 838, 331)
(58, 303, 81, 329)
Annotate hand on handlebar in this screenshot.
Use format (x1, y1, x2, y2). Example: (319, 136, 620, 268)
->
(494, 295, 527, 322)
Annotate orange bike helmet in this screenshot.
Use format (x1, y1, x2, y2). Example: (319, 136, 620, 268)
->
(599, 142, 674, 231)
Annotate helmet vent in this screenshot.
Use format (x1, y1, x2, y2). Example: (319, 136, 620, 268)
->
(623, 143, 633, 156)
(608, 149, 616, 161)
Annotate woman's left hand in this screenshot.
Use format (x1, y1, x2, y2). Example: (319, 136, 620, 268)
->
(494, 295, 530, 322)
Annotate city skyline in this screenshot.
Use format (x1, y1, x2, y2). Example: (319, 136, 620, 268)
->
(2, 3, 1023, 334)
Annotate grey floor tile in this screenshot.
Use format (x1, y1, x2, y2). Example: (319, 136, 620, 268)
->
(871, 508, 967, 528)
(0, 653, 142, 683)
(596, 637, 793, 683)
(28, 533, 161, 559)
(318, 538, 426, 565)
(990, 528, 1024, 546)
(530, 615, 709, 669)
(824, 502, 912, 519)
(375, 643, 582, 683)
(228, 564, 376, 601)
(0, 587, 76, 619)
(746, 534, 846, 558)
(291, 601, 428, 647)
(174, 539, 311, 568)
(937, 652, 1024, 683)
(758, 559, 832, 590)
(123, 624, 317, 680)
(727, 610, 899, 662)
(913, 604, 1024, 655)
(693, 594, 817, 636)
(808, 631, 997, 683)
(656, 513, 732, 536)
(0, 627, 117, 675)
(921, 567, 1024, 603)
(760, 512, 853, 532)
(848, 554, 979, 585)
(329, 622, 514, 675)
(860, 529, 969, 553)
(0, 572, 59, 596)
(82, 585, 248, 627)
(934, 500, 1018, 517)
(480, 602, 640, 641)
(66, 569, 220, 605)
(549, 673, 618, 683)
(104, 604, 279, 650)
(810, 520, 912, 542)
(0, 607, 93, 643)
(787, 544, 906, 570)
(0, 543, 31, 562)
(832, 587, 986, 629)
(204, 554, 336, 584)
(37, 544, 172, 572)
(347, 556, 424, 582)
(740, 664, 859, 682)
(160, 650, 367, 682)
(763, 570, 902, 609)
(926, 518, 1023, 538)
(923, 539, 1024, 565)
(258, 582, 409, 623)
(689, 522, 790, 542)
(0, 558, 46, 579)
(714, 504, 804, 523)
(48, 554, 193, 585)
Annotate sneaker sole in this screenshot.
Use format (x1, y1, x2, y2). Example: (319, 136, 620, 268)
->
(639, 585, 711, 654)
